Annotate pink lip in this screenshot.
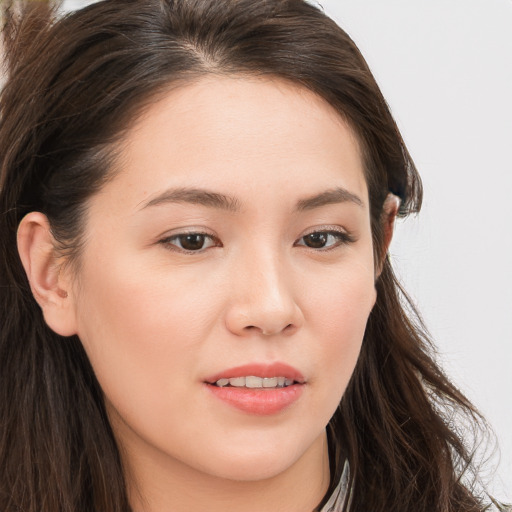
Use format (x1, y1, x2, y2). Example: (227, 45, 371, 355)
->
(205, 362, 305, 384)
(204, 362, 305, 416)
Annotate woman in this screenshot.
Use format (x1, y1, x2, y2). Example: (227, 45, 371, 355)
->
(0, 1, 505, 511)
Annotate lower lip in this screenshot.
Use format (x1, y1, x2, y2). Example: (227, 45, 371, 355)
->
(205, 383, 304, 415)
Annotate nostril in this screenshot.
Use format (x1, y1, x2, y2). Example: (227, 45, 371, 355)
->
(260, 324, 295, 336)
(283, 323, 296, 335)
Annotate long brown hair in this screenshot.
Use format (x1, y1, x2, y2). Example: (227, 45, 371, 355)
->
(0, 1, 501, 511)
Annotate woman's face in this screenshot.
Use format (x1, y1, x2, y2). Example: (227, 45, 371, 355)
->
(67, 76, 376, 484)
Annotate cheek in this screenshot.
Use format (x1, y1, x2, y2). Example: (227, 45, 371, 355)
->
(306, 251, 376, 337)
(75, 246, 218, 342)
(71, 254, 222, 417)
(305, 260, 376, 410)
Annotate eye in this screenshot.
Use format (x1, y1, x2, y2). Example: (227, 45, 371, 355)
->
(160, 232, 219, 252)
(295, 230, 354, 250)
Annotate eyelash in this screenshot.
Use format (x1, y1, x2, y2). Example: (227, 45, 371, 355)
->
(159, 228, 355, 253)
(159, 232, 221, 253)
(294, 229, 355, 251)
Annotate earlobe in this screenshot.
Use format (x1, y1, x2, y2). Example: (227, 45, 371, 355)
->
(17, 212, 78, 337)
(376, 193, 400, 277)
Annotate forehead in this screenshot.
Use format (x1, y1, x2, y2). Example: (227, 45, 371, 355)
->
(103, 75, 368, 211)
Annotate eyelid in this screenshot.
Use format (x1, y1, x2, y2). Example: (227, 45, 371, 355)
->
(158, 227, 222, 253)
(298, 225, 354, 239)
(300, 224, 351, 236)
(294, 226, 356, 249)
(156, 225, 354, 253)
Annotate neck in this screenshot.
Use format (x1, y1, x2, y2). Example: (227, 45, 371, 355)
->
(124, 432, 330, 512)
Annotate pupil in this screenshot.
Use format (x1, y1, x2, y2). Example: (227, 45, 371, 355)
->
(305, 233, 327, 248)
(180, 234, 205, 251)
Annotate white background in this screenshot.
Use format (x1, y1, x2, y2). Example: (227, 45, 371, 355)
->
(64, 0, 512, 501)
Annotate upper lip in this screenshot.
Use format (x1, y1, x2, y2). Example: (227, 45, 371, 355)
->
(205, 362, 305, 384)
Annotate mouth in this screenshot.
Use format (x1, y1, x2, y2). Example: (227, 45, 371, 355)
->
(204, 363, 305, 415)
(211, 376, 296, 389)
(204, 362, 305, 388)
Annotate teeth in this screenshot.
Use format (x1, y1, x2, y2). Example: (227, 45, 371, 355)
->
(214, 376, 296, 388)
(229, 377, 246, 387)
(246, 376, 263, 388)
(263, 377, 277, 388)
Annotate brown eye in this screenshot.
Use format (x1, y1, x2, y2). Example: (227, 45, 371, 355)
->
(295, 230, 353, 250)
(303, 232, 328, 248)
(162, 233, 218, 252)
(178, 234, 207, 251)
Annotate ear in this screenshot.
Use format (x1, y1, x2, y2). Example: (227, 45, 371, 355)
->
(17, 212, 78, 337)
(376, 193, 400, 277)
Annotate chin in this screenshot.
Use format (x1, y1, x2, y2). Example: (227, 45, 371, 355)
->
(189, 431, 323, 483)
(200, 452, 299, 482)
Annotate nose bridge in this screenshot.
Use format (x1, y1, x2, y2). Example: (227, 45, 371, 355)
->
(225, 242, 303, 336)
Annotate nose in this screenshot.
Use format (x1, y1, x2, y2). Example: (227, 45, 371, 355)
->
(224, 252, 304, 338)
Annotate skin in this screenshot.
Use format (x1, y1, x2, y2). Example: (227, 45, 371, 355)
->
(18, 76, 397, 512)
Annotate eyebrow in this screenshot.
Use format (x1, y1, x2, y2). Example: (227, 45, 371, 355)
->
(140, 185, 363, 213)
(140, 187, 241, 212)
(295, 187, 364, 211)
